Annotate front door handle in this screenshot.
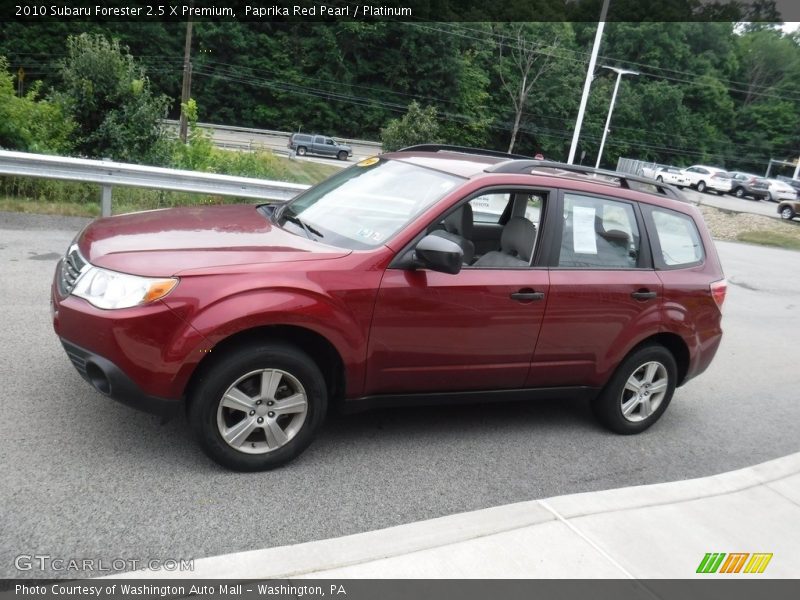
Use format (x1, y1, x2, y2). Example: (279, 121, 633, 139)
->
(631, 289, 657, 301)
(510, 290, 545, 302)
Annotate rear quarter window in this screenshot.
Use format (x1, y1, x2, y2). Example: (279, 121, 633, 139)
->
(648, 208, 705, 268)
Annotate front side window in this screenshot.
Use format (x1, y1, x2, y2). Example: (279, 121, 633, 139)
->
(558, 193, 640, 269)
(278, 158, 462, 250)
(650, 208, 704, 267)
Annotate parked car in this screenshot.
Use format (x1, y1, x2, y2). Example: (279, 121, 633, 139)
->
(776, 175, 800, 194)
(654, 167, 689, 188)
(681, 165, 729, 193)
(52, 148, 726, 471)
(765, 178, 798, 202)
(777, 198, 800, 220)
(288, 133, 352, 161)
(708, 171, 734, 194)
(727, 172, 770, 200)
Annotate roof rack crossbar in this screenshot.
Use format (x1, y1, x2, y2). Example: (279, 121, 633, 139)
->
(397, 144, 533, 160)
(485, 159, 681, 200)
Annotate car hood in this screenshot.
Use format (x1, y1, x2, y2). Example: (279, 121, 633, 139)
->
(77, 204, 350, 277)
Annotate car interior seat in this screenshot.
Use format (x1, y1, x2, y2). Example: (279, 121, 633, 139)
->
(473, 217, 536, 268)
(431, 204, 475, 264)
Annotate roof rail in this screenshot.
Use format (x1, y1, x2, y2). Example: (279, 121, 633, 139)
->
(485, 159, 682, 200)
(397, 144, 533, 160)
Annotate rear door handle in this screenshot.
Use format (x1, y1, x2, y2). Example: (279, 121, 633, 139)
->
(631, 290, 657, 300)
(510, 291, 545, 302)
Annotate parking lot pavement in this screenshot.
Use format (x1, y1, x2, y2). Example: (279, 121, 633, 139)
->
(1, 212, 799, 578)
(680, 187, 784, 218)
(111, 452, 800, 579)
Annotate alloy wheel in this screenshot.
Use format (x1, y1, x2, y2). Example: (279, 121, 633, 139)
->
(216, 369, 308, 454)
(620, 361, 669, 423)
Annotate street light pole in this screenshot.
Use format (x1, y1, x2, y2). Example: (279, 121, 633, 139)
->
(567, 0, 610, 164)
(595, 66, 638, 169)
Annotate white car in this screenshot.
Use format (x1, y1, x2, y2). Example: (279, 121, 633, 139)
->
(765, 178, 798, 202)
(654, 167, 689, 187)
(682, 165, 730, 193)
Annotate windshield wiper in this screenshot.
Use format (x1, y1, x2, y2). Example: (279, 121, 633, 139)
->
(283, 213, 323, 241)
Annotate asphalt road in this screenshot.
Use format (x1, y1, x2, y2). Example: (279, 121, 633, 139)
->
(678, 186, 786, 219)
(1, 211, 799, 578)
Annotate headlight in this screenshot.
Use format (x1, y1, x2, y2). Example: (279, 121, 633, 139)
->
(71, 267, 178, 309)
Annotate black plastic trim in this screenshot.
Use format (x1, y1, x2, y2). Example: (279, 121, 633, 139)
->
(341, 386, 599, 413)
(485, 159, 683, 201)
(61, 339, 181, 416)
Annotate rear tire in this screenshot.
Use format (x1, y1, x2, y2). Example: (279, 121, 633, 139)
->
(781, 206, 795, 220)
(296, 146, 307, 156)
(592, 344, 677, 435)
(188, 342, 327, 471)
(696, 180, 706, 193)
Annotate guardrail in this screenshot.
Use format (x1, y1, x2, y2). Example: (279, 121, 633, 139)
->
(162, 119, 383, 150)
(0, 150, 311, 217)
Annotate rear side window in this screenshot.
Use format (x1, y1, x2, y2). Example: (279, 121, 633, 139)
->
(650, 209, 704, 267)
(557, 193, 641, 269)
(469, 193, 510, 223)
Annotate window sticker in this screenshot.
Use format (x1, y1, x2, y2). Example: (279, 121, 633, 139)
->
(572, 205, 598, 254)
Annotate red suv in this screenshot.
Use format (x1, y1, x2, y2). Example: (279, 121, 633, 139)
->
(51, 147, 726, 471)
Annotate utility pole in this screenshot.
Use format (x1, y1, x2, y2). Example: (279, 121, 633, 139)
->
(179, 0, 194, 143)
(595, 66, 638, 169)
(567, 0, 610, 164)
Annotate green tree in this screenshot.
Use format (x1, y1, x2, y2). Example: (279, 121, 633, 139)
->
(53, 33, 170, 164)
(171, 98, 215, 171)
(380, 101, 441, 151)
(0, 56, 74, 154)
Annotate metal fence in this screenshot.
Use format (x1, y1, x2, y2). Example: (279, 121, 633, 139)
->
(0, 149, 311, 217)
(615, 157, 668, 178)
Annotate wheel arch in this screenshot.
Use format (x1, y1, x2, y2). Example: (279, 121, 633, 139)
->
(185, 325, 346, 409)
(627, 332, 690, 386)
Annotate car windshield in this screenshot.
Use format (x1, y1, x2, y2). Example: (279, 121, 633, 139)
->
(278, 158, 463, 249)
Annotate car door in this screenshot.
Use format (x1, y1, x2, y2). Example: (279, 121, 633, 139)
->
(365, 190, 552, 395)
(312, 135, 327, 155)
(528, 191, 662, 389)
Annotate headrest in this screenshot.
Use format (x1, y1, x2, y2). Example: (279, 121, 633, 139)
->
(500, 217, 536, 261)
(444, 203, 473, 239)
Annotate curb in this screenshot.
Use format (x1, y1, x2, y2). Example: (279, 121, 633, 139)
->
(102, 452, 800, 579)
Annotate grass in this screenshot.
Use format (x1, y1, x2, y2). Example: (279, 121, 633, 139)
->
(736, 229, 800, 250)
(0, 154, 340, 218)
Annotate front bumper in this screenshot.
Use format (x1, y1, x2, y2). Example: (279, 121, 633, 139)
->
(61, 339, 180, 416)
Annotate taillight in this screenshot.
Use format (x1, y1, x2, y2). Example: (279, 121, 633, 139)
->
(710, 279, 727, 310)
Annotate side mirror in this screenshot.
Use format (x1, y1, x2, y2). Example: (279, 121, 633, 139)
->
(414, 233, 463, 275)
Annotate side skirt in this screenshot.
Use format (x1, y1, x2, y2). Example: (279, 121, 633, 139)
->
(341, 386, 600, 414)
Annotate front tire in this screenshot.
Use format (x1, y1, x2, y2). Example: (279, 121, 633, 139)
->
(337, 151, 348, 161)
(188, 342, 327, 471)
(592, 344, 677, 435)
(734, 187, 745, 198)
(781, 206, 795, 220)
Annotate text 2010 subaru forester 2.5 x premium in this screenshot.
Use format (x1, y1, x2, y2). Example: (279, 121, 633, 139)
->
(52, 148, 726, 471)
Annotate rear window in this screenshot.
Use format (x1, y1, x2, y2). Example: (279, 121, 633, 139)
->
(650, 209, 704, 267)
